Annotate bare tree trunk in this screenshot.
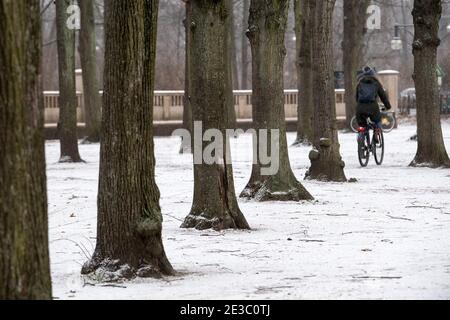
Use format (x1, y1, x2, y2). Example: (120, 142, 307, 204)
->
(227, 0, 238, 128)
(79, 0, 102, 143)
(229, 0, 239, 90)
(410, 0, 450, 167)
(42, 20, 58, 90)
(240, 0, 313, 201)
(293, 0, 314, 145)
(400, 0, 411, 83)
(56, 0, 83, 162)
(82, 0, 174, 279)
(181, 0, 250, 230)
(0, 0, 52, 299)
(176, 4, 184, 65)
(343, 0, 369, 131)
(94, 3, 105, 87)
(180, 0, 193, 154)
(241, 0, 250, 90)
(306, 0, 347, 182)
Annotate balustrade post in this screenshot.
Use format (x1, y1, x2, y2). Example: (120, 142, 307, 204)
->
(75, 69, 85, 123)
(163, 95, 171, 120)
(237, 93, 247, 119)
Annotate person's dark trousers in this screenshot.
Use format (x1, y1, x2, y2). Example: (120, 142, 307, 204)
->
(356, 102, 381, 127)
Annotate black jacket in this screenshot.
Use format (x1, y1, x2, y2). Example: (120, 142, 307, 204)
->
(356, 76, 392, 110)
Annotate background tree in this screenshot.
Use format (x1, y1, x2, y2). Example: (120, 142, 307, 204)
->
(180, 0, 192, 154)
(293, 0, 314, 145)
(306, 0, 347, 182)
(41, 0, 444, 94)
(0, 0, 52, 299)
(410, 0, 450, 167)
(181, 0, 250, 230)
(229, 0, 240, 91)
(227, 0, 238, 128)
(343, 0, 370, 131)
(56, 0, 83, 162)
(79, 0, 102, 143)
(241, 0, 250, 89)
(155, 0, 186, 89)
(240, 0, 313, 201)
(82, 0, 174, 279)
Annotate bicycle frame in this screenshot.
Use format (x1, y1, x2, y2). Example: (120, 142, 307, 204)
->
(350, 104, 396, 133)
(357, 119, 384, 167)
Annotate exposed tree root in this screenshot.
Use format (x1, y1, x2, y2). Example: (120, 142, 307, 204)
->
(291, 138, 312, 147)
(240, 178, 314, 202)
(59, 156, 85, 163)
(181, 210, 250, 231)
(81, 136, 100, 145)
(305, 139, 347, 182)
(409, 158, 450, 168)
(81, 253, 175, 282)
(81, 231, 175, 281)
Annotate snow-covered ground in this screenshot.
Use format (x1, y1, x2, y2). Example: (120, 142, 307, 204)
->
(47, 120, 450, 300)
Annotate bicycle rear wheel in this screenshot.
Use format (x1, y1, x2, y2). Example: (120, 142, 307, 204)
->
(373, 130, 384, 165)
(358, 133, 370, 167)
(350, 116, 359, 133)
(380, 113, 395, 133)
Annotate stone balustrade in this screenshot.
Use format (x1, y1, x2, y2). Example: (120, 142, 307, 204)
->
(43, 91, 85, 123)
(44, 69, 397, 125)
(43, 89, 347, 124)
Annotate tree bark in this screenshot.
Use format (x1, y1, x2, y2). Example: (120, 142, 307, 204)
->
(343, 0, 369, 131)
(227, 0, 238, 128)
(42, 20, 58, 91)
(241, 0, 250, 90)
(305, 0, 347, 182)
(400, 0, 412, 86)
(82, 0, 175, 280)
(180, 0, 193, 154)
(79, 0, 102, 143)
(181, 0, 250, 230)
(229, 0, 239, 91)
(56, 0, 83, 162)
(0, 0, 52, 299)
(293, 0, 314, 145)
(240, 0, 313, 201)
(410, 0, 450, 167)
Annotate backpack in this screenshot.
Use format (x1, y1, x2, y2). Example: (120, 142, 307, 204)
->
(357, 79, 378, 103)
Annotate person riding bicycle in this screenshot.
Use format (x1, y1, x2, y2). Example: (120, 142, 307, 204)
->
(355, 66, 392, 133)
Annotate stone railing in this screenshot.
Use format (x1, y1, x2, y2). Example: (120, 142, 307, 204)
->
(43, 89, 347, 124)
(43, 91, 84, 123)
(48, 68, 397, 125)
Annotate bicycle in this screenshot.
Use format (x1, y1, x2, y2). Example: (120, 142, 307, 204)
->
(350, 105, 396, 133)
(357, 117, 384, 167)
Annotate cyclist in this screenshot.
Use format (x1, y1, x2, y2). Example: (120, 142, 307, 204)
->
(355, 66, 392, 136)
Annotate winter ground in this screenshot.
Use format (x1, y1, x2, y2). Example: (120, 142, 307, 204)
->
(47, 120, 450, 300)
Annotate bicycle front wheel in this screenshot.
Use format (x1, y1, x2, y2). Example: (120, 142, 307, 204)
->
(373, 130, 384, 165)
(380, 113, 395, 133)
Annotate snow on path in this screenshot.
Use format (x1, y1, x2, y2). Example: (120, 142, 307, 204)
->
(47, 120, 450, 300)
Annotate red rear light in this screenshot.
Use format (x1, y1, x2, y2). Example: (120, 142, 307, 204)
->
(358, 127, 366, 132)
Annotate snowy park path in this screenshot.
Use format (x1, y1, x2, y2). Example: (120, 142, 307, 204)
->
(47, 121, 450, 300)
